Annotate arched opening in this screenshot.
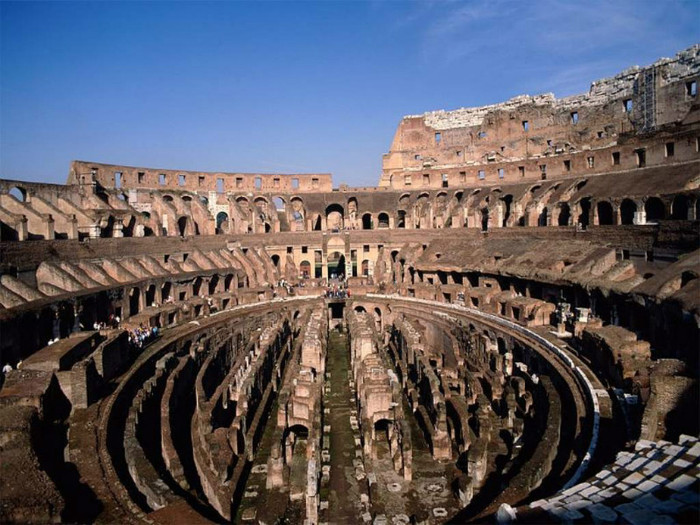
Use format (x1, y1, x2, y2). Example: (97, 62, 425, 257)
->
(177, 216, 188, 236)
(671, 195, 690, 220)
(537, 207, 548, 227)
(290, 197, 304, 222)
(362, 213, 373, 230)
(596, 201, 614, 225)
(216, 211, 229, 234)
(620, 199, 637, 225)
(497, 337, 507, 354)
(145, 284, 156, 307)
(299, 260, 311, 278)
(347, 197, 358, 220)
(481, 207, 489, 232)
(373, 307, 382, 332)
(325, 203, 344, 231)
(163, 195, 174, 203)
(161, 282, 172, 303)
(558, 203, 570, 226)
(271, 254, 280, 269)
(122, 215, 136, 237)
(397, 210, 406, 228)
(645, 197, 666, 222)
(377, 212, 390, 228)
(327, 251, 345, 279)
(361, 259, 370, 277)
(264, 223, 271, 233)
(224, 274, 234, 291)
(8, 187, 26, 202)
(273, 196, 285, 211)
(578, 197, 591, 228)
(501, 195, 513, 227)
(182, 195, 192, 203)
(129, 287, 140, 317)
(208, 275, 219, 295)
(100, 216, 115, 238)
(192, 277, 203, 297)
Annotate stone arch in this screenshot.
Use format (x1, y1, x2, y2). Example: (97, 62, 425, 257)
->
(299, 260, 311, 278)
(645, 197, 666, 222)
(208, 275, 219, 295)
(537, 206, 548, 227)
(327, 251, 345, 278)
(361, 259, 370, 277)
(396, 210, 406, 228)
(377, 212, 390, 228)
(501, 195, 513, 227)
(290, 197, 304, 221)
(273, 196, 286, 211)
(177, 216, 189, 236)
(620, 199, 637, 225)
(271, 254, 281, 269)
(557, 202, 571, 226)
(347, 197, 358, 220)
(596, 201, 614, 225)
(373, 307, 382, 331)
(577, 197, 591, 228)
(8, 186, 26, 202)
(362, 213, 373, 230)
(145, 284, 157, 307)
(161, 282, 172, 302)
(193, 276, 203, 296)
(325, 203, 344, 230)
(671, 195, 690, 220)
(481, 207, 489, 231)
(129, 287, 141, 317)
(216, 211, 229, 234)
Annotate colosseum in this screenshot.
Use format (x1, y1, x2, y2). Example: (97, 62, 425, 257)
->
(0, 45, 698, 524)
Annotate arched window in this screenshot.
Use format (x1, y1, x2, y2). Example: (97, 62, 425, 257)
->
(8, 187, 26, 202)
(596, 201, 614, 225)
(671, 195, 689, 220)
(645, 197, 665, 222)
(557, 203, 570, 226)
(216, 212, 229, 234)
(325, 204, 344, 230)
(620, 199, 637, 225)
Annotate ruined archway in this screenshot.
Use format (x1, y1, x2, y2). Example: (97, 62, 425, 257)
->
(645, 197, 666, 222)
(327, 251, 345, 279)
(596, 201, 614, 225)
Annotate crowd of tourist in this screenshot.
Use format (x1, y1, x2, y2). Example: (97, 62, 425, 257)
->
(325, 283, 350, 299)
(127, 324, 159, 350)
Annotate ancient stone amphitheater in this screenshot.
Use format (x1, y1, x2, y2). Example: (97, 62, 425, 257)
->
(1, 46, 699, 524)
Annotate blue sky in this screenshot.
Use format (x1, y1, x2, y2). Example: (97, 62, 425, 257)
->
(1, 1, 698, 187)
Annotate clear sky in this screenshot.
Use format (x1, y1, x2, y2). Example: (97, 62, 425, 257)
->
(1, 1, 698, 187)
